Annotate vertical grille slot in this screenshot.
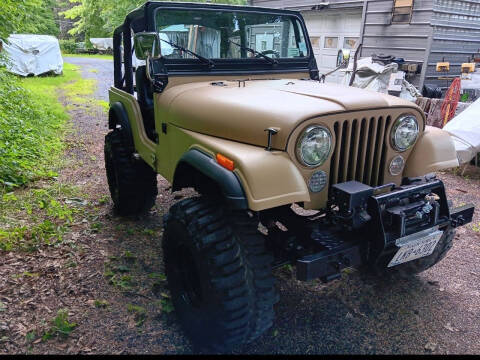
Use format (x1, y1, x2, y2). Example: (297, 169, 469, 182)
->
(339, 121, 351, 183)
(330, 121, 342, 185)
(356, 118, 368, 182)
(377, 116, 391, 185)
(330, 115, 390, 188)
(371, 116, 385, 186)
(348, 119, 360, 181)
(364, 117, 378, 185)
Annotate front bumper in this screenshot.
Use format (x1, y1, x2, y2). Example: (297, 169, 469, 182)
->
(296, 176, 475, 281)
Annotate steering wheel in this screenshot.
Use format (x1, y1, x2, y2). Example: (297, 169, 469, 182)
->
(255, 49, 280, 59)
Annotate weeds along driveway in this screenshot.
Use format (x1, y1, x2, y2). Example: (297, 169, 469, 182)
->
(1, 58, 479, 354)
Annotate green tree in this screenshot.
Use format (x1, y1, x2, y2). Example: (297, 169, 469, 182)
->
(61, 0, 110, 47)
(62, 0, 248, 42)
(98, 0, 247, 34)
(0, 0, 59, 41)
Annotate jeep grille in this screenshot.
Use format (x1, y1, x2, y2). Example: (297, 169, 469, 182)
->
(330, 116, 392, 187)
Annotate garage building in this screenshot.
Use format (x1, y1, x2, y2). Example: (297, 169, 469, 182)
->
(249, 0, 480, 90)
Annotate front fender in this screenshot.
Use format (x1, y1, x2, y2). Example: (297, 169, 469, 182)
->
(170, 127, 310, 212)
(173, 149, 249, 209)
(404, 126, 459, 177)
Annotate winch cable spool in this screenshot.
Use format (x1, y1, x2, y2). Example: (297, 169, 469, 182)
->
(441, 77, 461, 127)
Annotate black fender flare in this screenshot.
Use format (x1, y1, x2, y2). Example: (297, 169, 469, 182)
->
(108, 102, 133, 147)
(172, 149, 248, 210)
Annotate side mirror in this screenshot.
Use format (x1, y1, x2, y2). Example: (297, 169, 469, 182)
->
(133, 32, 161, 60)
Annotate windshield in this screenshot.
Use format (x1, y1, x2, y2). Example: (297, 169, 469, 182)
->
(155, 9, 309, 60)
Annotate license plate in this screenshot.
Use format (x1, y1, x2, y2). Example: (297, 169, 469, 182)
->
(387, 228, 444, 268)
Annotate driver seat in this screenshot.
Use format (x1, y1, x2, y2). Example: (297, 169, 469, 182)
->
(135, 65, 156, 141)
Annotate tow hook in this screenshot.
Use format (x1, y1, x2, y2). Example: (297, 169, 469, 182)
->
(450, 203, 475, 228)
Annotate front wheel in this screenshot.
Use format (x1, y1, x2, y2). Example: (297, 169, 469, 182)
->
(163, 197, 278, 352)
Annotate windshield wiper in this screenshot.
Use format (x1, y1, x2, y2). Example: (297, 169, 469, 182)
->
(229, 40, 278, 65)
(160, 38, 215, 69)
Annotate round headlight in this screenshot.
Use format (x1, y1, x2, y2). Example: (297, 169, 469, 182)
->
(296, 126, 332, 167)
(391, 115, 419, 152)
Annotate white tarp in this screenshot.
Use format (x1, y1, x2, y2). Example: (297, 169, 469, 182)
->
(443, 98, 480, 164)
(341, 57, 421, 102)
(1, 34, 63, 76)
(90, 38, 113, 51)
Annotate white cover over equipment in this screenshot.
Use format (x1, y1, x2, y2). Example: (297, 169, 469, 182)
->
(1, 34, 63, 76)
(443, 98, 480, 164)
(90, 38, 113, 51)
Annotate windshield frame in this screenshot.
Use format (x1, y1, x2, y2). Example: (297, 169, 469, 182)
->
(148, 2, 314, 75)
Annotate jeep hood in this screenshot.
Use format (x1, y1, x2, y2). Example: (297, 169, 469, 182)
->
(159, 79, 419, 150)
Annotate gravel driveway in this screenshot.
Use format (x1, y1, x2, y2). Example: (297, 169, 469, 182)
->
(2, 57, 479, 354)
(63, 57, 113, 102)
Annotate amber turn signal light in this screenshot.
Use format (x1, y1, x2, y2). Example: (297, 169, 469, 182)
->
(216, 153, 234, 171)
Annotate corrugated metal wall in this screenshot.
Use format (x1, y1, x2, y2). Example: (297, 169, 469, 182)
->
(251, 0, 480, 90)
(360, 0, 434, 87)
(425, 0, 480, 89)
(249, 0, 362, 9)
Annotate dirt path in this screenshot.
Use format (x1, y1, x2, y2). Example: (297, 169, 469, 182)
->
(1, 59, 479, 354)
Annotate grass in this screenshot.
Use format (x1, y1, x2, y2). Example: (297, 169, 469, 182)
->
(0, 183, 85, 252)
(0, 62, 99, 252)
(62, 53, 113, 60)
(473, 223, 480, 232)
(127, 304, 147, 327)
(0, 62, 99, 191)
(94, 299, 109, 308)
(104, 258, 135, 291)
(0, 69, 69, 189)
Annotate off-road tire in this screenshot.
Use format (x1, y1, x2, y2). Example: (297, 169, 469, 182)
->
(163, 197, 279, 352)
(104, 128, 157, 216)
(378, 227, 455, 278)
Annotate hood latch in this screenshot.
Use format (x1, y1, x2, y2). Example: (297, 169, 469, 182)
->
(264, 128, 279, 151)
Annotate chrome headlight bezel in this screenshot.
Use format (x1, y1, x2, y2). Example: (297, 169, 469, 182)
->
(390, 114, 419, 152)
(296, 125, 332, 168)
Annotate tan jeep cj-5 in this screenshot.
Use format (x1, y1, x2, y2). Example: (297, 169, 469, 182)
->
(104, 1, 475, 351)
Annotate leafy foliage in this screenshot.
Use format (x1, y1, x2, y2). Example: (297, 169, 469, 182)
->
(61, 0, 110, 47)
(0, 70, 67, 190)
(59, 39, 78, 53)
(0, 0, 59, 41)
(0, 63, 95, 253)
(62, 0, 248, 42)
(42, 309, 77, 341)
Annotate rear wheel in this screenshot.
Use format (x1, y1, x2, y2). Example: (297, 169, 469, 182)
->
(104, 127, 157, 215)
(163, 197, 278, 352)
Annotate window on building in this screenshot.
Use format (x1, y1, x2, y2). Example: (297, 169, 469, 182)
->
(310, 36, 320, 48)
(343, 37, 358, 49)
(391, 0, 414, 24)
(324, 37, 338, 49)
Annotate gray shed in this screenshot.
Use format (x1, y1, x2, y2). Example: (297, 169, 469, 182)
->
(249, 0, 480, 90)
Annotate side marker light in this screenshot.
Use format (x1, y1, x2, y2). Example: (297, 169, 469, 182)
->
(216, 153, 235, 171)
